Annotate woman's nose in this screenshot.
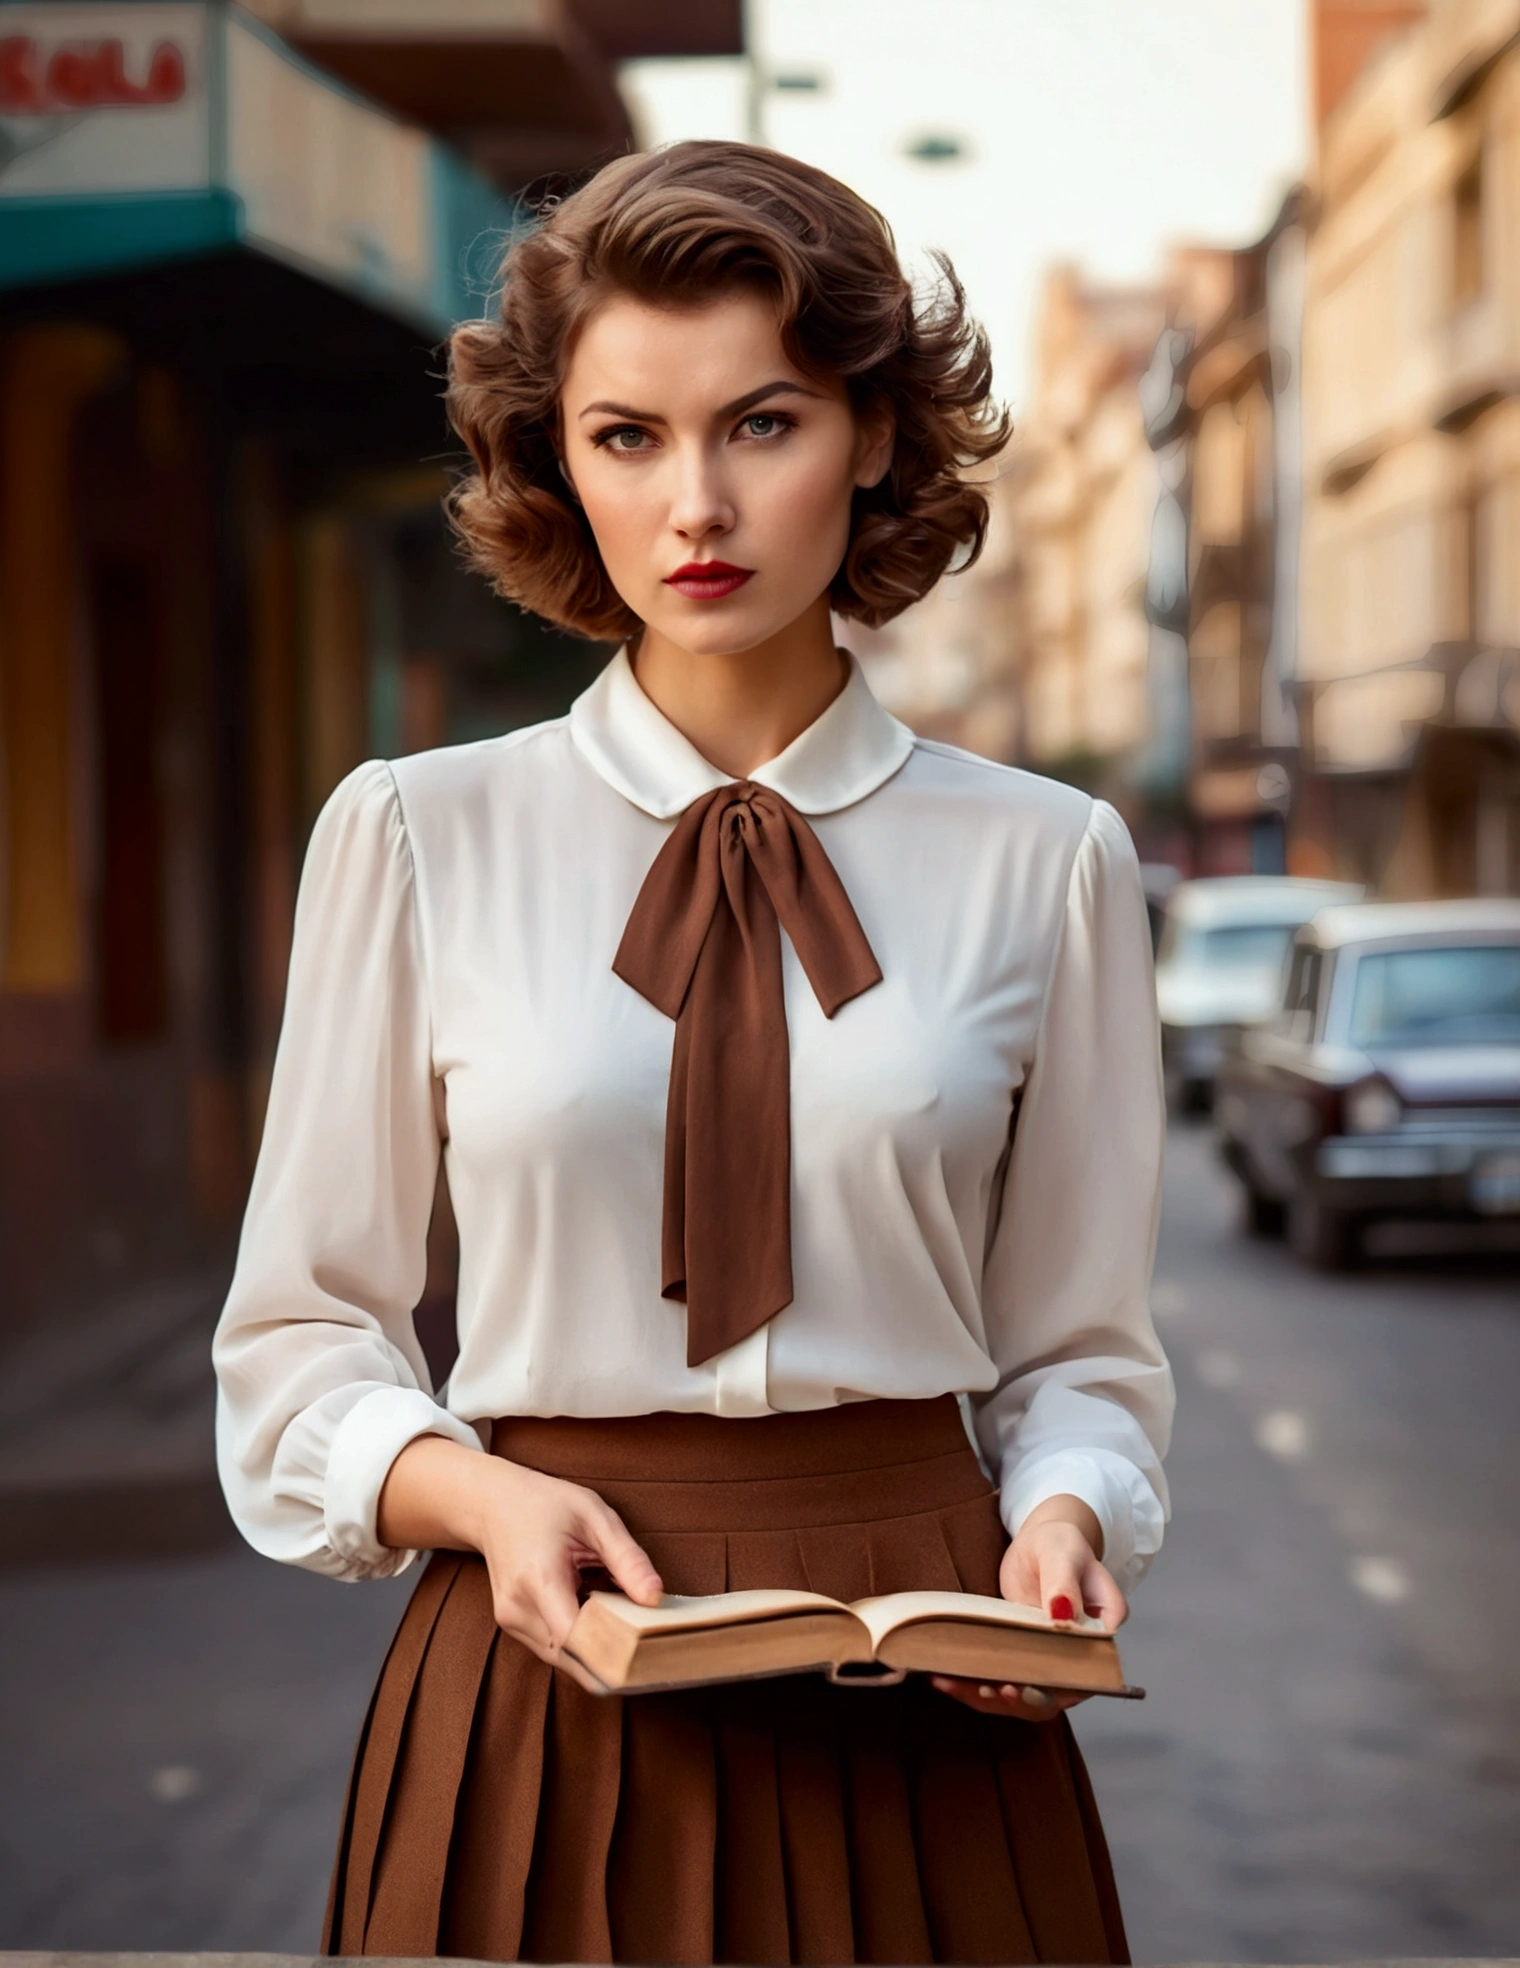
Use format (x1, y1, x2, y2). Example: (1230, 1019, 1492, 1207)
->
(669, 449, 735, 540)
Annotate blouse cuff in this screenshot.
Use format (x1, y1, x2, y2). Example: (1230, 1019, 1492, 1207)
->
(1001, 1447, 1166, 1595)
(324, 1385, 485, 1580)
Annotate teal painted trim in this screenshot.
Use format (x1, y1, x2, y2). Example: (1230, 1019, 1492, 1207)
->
(0, 190, 243, 288)
(428, 147, 524, 332)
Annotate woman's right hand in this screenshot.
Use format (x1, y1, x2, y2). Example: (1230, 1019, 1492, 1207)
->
(376, 1435, 663, 1663)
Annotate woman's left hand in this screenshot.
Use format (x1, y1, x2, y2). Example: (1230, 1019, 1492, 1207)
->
(931, 1493, 1127, 1723)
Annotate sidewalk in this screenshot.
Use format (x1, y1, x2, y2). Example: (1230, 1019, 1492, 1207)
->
(0, 1268, 233, 1564)
(1, 1954, 1516, 1966)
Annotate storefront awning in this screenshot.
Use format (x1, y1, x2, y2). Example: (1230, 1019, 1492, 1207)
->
(0, 1, 517, 334)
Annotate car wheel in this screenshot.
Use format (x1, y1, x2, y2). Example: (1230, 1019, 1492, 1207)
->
(1244, 1185, 1286, 1239)
(1288, 1194, 1362, 1271)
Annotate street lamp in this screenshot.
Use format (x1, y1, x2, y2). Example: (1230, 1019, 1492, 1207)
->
(903, 133, 969, 163)
(745, 64, 827, 143)
(742, 0, 826, 143)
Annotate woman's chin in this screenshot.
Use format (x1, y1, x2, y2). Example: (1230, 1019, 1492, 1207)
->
(642, 607, 792, 663)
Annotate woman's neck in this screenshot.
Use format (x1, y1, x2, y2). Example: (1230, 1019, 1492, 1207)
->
(630, 598, 847, 780)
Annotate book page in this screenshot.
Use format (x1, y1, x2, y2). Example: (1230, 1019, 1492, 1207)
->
(849, 1590, 1107, 1653)
(582, 1588, 850, 1636)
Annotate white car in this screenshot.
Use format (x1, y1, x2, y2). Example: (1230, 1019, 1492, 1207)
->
(1156, 876, 1364, 1109)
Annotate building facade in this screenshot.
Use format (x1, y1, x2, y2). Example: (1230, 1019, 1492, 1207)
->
(860, 258, 1236, 869)
(1143, 201, 1314, 877)
(0, 0, 738, 1349)
(864, 0, 1520, 908)
(1298, 0, 1520, 897)
(859, 267, 1178, 813)
(1007, 267, 1174, 785)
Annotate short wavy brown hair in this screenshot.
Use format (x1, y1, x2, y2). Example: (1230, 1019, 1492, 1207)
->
(446, 140, 1010, 641)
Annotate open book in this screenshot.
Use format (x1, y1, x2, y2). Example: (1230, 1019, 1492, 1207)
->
(559, 1588, 1142, 1698)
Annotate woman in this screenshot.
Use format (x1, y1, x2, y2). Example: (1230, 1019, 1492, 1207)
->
(214, 140, 1172, 1966)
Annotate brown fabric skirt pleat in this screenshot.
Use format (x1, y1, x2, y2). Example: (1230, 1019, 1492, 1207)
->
(323, 1396, 1129, 1965)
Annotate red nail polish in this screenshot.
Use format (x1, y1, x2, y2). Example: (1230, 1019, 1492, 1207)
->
(1049, 1594, 1075, 1621)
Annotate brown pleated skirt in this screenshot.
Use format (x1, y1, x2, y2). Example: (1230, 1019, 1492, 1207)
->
(323, 1396, 1129, 1965)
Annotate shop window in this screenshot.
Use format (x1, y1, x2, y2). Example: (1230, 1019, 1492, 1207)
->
(1453, 151, 1484, 307)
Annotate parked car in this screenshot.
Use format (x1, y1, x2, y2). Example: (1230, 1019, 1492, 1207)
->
(1215, 898, 1520, 1267)
(1155, 876, 1363, 1108)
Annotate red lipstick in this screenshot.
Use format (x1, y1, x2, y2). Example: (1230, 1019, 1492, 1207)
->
(663, 560, 755, 601)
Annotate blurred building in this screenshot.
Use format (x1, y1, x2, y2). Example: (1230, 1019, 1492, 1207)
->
(857, 265, 1178, 824)
(861, 257, 1252, 871)
(1298, 0, 1520, 899)
(1139, 201, 1314, 878)
(0, 0, 739, 1350)
(1004, 267, 1173, 785)
(915, 0, 1520, 902)
(243, 0, 740, 187)
(1313, 0, 1431, 126)
(846, 449, 1021, 762)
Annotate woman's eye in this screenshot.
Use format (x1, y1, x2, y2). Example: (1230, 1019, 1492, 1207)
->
(593, 425, 653, 453)
(740, 412, 792, 440)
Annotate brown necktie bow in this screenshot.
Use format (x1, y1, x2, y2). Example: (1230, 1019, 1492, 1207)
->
(613, 781, 883, 1366)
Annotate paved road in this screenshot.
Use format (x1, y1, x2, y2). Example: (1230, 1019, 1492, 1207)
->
(1079, 1121, 1520, 1961)
(1, 1121, 1517, 1959)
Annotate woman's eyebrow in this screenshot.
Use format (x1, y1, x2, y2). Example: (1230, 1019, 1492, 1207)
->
(720, 380, 825, 416)
(576, 380, 825, 422)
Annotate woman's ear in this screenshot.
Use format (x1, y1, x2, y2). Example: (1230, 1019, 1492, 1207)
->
(853, 407, 896, 491)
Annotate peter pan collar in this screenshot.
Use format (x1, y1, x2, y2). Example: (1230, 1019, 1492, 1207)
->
(568, 644, 915, 820)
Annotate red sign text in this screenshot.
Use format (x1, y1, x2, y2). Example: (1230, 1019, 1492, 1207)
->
(0, 36, 188, 114)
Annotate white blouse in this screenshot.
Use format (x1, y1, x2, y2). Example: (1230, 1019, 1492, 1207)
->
(213, 650, 1173, 1590)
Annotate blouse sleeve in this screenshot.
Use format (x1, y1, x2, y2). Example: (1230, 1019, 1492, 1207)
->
(969, 798, 1173, 1593)
(212, 760, 484, 1581)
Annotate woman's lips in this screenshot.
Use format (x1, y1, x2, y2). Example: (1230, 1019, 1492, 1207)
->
(663, 563, 755, 601)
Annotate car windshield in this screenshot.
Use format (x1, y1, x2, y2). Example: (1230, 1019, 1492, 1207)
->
(1165, 922, 1298, 971)
(1348, 943, 1520, 1048)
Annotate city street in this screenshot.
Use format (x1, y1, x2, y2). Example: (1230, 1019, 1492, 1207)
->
(1, 1121, 1517, 1961)
(1081, 1122, 1520, 1961)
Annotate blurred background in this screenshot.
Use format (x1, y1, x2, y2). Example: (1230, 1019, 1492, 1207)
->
(0, 0, 1517, 1958)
